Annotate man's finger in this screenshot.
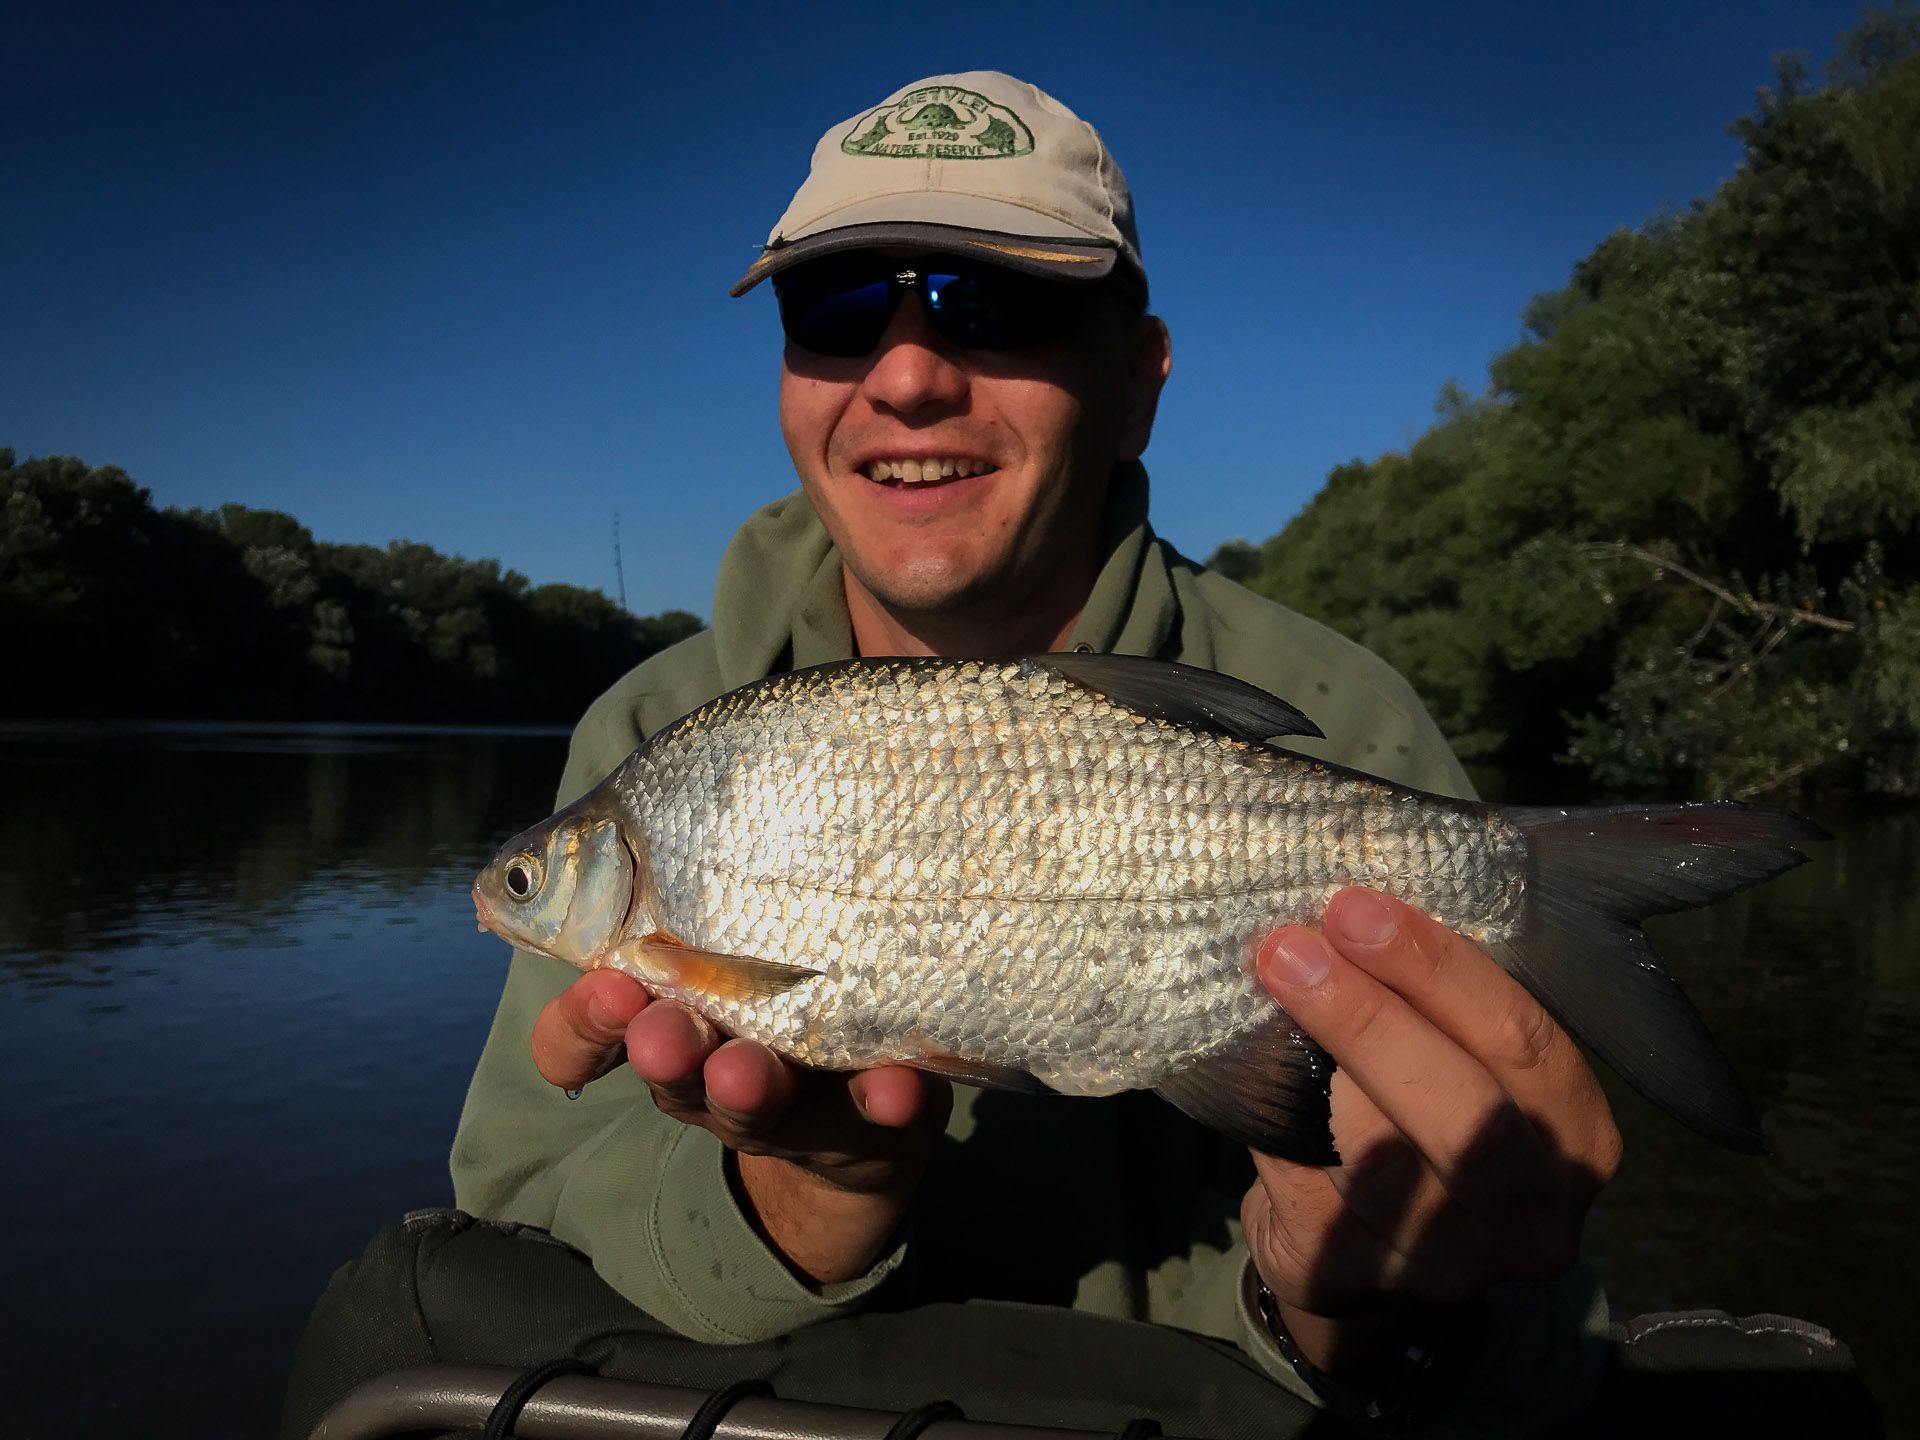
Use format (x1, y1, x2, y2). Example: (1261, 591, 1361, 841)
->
(530, 970, 648, 1090)
(1255, 925, 1550, 1196)
(1254, 1079, 1473, 1284)
(701, 1037, 799, 1141)
(1322, 889, 1617, 1164)
(628, 1001, 723, 1112)
(848, 1065, 942, 1129)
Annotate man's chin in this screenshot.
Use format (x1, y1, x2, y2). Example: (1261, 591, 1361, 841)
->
(850, 558, 1011, 622)
(864, 575, 996, 620)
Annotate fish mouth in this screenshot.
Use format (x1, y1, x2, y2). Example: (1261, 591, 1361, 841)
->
(472, 884, 498, 935)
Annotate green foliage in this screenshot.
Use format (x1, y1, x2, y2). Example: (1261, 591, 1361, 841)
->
(1776, 380, 1920, 544)
(1204, 538, 1259, 584)
(0, 451, 704, 722)
(1221, 11, 1920, 797)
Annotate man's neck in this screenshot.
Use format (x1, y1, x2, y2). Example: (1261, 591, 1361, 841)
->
(843, 574, 1084, 658)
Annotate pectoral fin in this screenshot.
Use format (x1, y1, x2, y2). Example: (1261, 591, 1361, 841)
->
(612, 932, 822, 1005)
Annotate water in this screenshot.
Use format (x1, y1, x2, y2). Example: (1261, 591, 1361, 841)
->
(1588, 799, 1919, 1433)
(1, 723, 566, 1438)
(2, 727, 1911, 1436)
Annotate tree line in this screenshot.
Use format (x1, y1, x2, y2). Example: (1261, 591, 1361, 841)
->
(0, 448, 702, 722)
(1211, 11, 1920, 799)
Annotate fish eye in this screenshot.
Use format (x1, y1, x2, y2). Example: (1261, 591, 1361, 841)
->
(504, 855, 542, 901)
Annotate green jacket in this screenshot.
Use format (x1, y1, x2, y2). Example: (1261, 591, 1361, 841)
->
(450, 464, 1608, 1435)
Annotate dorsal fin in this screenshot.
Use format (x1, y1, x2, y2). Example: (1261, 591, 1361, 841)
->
(1034, 653, 1323, 744)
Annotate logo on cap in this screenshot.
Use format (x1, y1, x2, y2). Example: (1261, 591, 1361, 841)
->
(842, 86, 1034, 160)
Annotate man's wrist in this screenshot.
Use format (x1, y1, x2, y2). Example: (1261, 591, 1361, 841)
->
(730, 1149, 916, 1288)
(1263, 1290, 1385, 1377)
(1247, 1268, 1490, 1433)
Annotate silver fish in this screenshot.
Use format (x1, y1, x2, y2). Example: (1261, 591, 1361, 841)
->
(474, 654, 1821, 1161)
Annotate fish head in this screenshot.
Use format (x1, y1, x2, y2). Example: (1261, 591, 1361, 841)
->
(473, 810, 635, 969)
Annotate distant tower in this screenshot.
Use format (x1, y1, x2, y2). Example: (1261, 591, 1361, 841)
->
(613, 512, 629, 613)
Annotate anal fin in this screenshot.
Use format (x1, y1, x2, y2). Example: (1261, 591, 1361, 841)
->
(1155, 1021, 1339, 1165)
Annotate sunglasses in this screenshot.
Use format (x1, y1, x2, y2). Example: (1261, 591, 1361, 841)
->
(773, 254, 1086, 358)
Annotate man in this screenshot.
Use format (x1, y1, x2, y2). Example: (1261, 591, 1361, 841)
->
(448, 72, 1617, 1434)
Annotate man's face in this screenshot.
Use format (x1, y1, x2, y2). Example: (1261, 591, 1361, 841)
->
(777, 254, 1169, 633)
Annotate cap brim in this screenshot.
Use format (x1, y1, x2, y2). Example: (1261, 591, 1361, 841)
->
(728, 222, 1120, 297)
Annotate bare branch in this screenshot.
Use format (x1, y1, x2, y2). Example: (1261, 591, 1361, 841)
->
(1706, 618, 1792, 703)
(1686, 595, 1725, 649)
(1577, 541, 1856, 633)
(1733, 753, 1835, 800)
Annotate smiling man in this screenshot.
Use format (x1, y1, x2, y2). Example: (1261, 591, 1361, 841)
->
(772, 248, 1165, 658)
(443, 72, 1617, 1437)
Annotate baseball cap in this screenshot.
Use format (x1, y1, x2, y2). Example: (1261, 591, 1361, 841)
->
(728, 71, 1146, 304)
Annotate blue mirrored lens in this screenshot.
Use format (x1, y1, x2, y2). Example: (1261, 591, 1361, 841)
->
(922, 271, 1012, 348)
(777, 275, 897, 357)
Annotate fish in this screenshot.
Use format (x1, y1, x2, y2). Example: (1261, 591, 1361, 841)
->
(472, 653, 1824, 1163)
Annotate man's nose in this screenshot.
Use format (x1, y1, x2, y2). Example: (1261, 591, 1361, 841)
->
(858, 290, 969, 415)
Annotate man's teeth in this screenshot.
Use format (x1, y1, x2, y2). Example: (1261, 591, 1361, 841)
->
(863, 458, 995, 483)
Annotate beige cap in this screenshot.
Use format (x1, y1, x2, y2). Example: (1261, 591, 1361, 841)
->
(728, 70, 1145, 302)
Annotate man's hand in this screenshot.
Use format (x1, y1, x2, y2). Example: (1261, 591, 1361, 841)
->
(531, 968, 952, 1286)
(1245, 888, 1623, 1381)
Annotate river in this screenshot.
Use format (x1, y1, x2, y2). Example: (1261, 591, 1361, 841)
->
(1, 725, 1910, 1436)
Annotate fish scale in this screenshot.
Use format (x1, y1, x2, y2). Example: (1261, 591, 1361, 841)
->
(615, 658, 1519, 1090)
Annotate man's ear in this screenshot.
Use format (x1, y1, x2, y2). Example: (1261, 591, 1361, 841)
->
(1118, 315, 1172, 462)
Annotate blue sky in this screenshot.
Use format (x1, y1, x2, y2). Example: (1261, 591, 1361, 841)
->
(2, 1, 1872, 618)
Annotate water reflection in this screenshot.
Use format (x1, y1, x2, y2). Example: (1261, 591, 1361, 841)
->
(1588, 802, 1918, 1434)
(0, 722, 566, 975)
(0, 724, 568, 1440)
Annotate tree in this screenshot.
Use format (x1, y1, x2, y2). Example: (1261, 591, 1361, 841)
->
(0, 449, 706, 722)
(1224, 12, 1920, 797)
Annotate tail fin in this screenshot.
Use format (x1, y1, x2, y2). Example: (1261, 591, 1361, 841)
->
(1492, 803, 1827, 1153)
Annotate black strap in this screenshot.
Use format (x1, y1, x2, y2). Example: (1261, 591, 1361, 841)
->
(677, 1378, 776, 1440)
(1116, 1421, 1162, 1440)
(481, 1357, 597, 1439)
(883, 1399, 964, 1440)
